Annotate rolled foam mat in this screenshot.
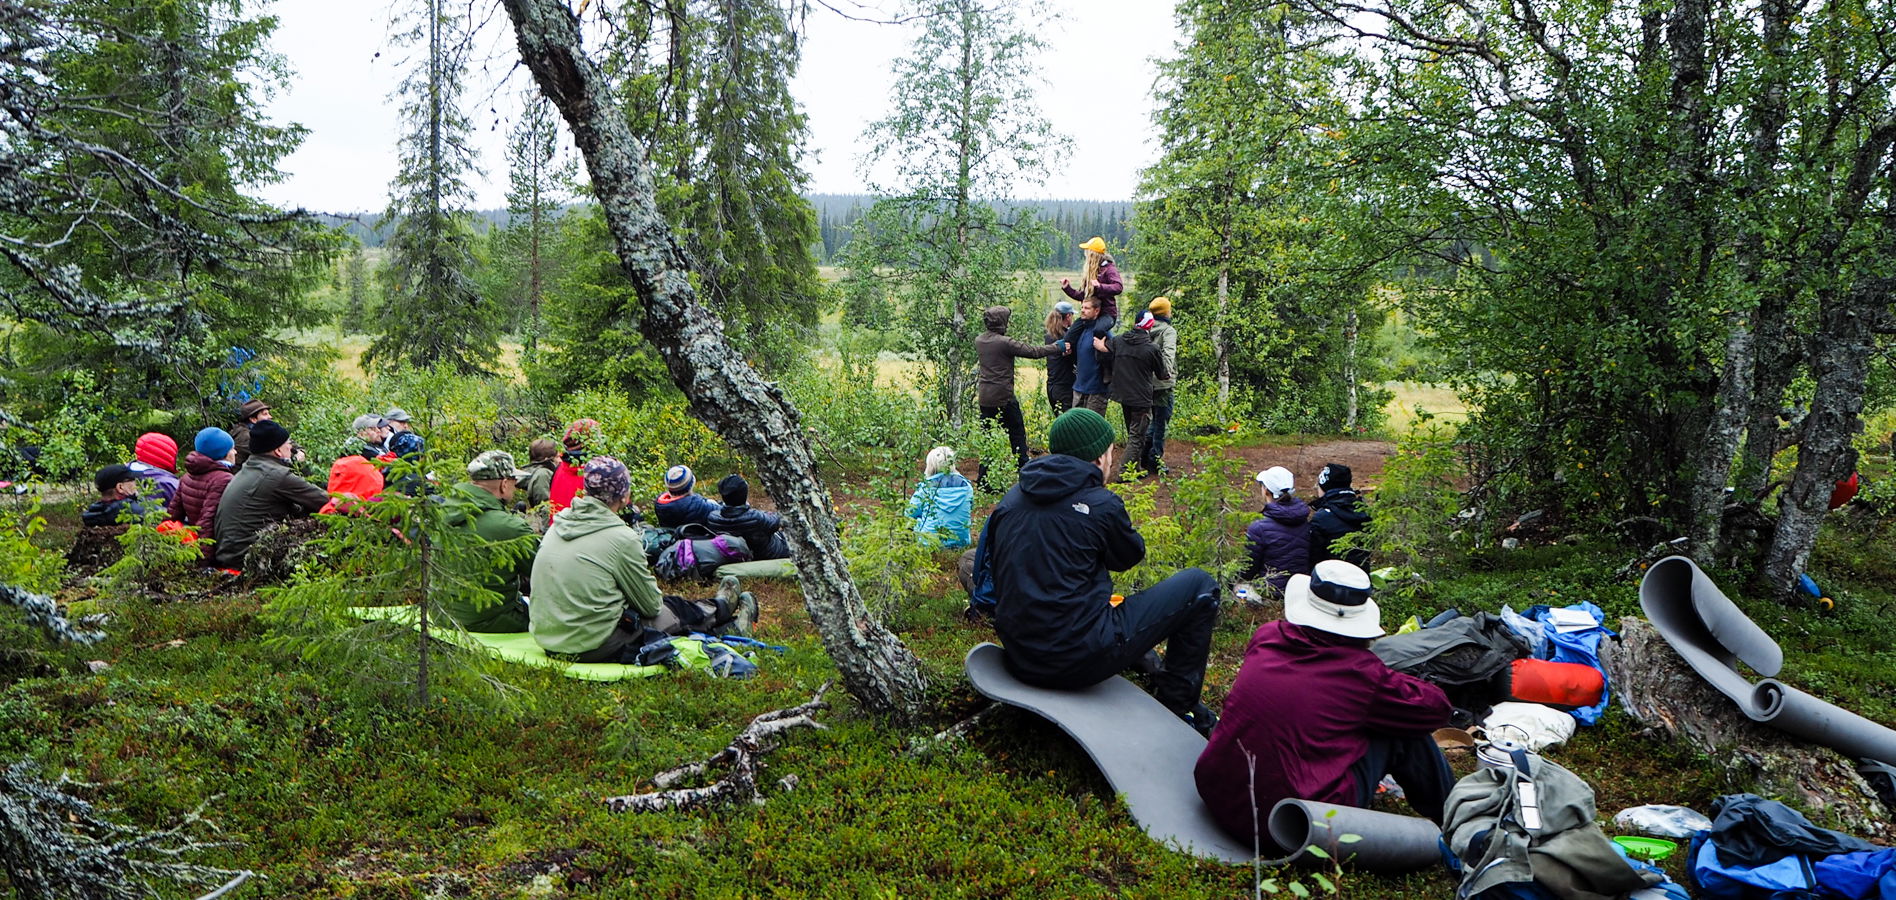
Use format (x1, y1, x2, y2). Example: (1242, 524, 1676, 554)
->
(1267, 799, 1447, 871)
(1639, 556, 1896, 765)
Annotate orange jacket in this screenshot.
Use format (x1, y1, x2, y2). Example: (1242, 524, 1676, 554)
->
(322, 454, 388, 515)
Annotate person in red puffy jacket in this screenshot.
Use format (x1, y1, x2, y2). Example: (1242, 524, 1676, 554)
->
(170, 428, 237, 546)
(548, 418, 602, 514)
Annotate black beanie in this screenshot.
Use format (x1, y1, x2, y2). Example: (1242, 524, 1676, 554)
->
(249, 420, 291, 455)
(1317, 463, 1353, 491)
(718, 474, 749, 506)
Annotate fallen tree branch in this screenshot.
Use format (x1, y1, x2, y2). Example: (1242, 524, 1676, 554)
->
(907, 702, 997, 757)
(603, 682, 832, 813)
(1, 584, 109, 645)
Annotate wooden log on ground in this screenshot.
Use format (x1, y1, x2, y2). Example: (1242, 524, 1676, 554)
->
(1602, 616, 1893, 838)
(603, 682, 831, 813)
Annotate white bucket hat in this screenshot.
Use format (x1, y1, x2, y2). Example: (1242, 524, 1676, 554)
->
(1284, 559, 1383, 639)
(1255, 466, 1294, 496)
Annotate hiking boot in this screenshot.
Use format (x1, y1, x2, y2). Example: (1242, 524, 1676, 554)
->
(732, 591, 759, 638)
(1131, 648, 1164, 677)
(1179, 702, 1219, 738)
(714, 575, 741, 607)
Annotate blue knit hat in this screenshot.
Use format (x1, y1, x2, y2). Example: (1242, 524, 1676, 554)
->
(665, 464, 695, 494)
(194, 427, 235, 460)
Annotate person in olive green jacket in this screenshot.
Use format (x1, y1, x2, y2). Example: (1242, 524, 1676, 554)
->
(212, 421, 330, 570)
(529, 456, 758, 663)
(442, 450, 536, 633)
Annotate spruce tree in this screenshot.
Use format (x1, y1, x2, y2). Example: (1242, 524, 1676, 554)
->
(500, 93, 575, 356)
(365, 0, 498, 376)
(838, 0, 1065, 427)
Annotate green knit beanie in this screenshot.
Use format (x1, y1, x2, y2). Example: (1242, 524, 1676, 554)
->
(1048, 408, 1115, 460)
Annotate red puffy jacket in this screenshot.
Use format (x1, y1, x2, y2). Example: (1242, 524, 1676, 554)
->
(169, 452, 235, 537)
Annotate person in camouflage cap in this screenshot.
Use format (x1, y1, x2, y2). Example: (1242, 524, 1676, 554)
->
(440, 449, 536, 633)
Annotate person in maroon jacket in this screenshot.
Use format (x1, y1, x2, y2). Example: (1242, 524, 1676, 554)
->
(170, 427, 237, 545)
(1194, 559, 1455, 848)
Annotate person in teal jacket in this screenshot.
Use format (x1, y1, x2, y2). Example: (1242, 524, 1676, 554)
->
(530, 456, 757, 663)
(906, 446, 973, 549)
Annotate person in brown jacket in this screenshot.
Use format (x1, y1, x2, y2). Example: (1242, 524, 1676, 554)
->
(230, 399, 305, 468)
(975, 305, 1064, 487)
(211, 421, 330, 570)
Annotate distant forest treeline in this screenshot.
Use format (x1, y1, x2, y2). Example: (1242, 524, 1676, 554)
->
(312, 195, 1134, 269)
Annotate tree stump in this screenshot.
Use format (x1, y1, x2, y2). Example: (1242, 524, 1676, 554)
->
(1602, 616, 1893, 838)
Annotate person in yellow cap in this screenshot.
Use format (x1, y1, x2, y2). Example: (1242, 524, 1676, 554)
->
(1145, 297, 1178, 473)
(1060, 237, 1125, 413)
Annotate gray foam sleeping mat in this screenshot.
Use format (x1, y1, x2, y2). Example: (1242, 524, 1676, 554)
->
(963, 642, 1256, 864)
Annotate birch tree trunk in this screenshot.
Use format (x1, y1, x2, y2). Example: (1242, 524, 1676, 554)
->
(496, 0, 928, 717)
(1758, 277, 1885, 597)
(1687, 0, 1789, 564)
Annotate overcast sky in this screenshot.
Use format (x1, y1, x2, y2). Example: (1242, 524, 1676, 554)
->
(255, 0, 1181, 213)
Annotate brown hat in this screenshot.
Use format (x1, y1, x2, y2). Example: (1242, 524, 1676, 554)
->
(237, 400, 271, 420)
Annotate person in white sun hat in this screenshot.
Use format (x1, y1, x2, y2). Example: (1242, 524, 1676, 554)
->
(1193, 559, 1456, 848)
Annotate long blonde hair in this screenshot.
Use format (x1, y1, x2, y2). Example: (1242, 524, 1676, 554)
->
(1045, 308, 1073, 340)
(1079, 250, 1103, 301)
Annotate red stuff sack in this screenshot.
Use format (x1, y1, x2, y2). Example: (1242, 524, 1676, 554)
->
(1504, 658, 1604, 711)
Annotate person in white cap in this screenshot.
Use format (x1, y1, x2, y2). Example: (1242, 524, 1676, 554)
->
(1194, 559, 1455, 847)
(1240, 465, 1311, 597)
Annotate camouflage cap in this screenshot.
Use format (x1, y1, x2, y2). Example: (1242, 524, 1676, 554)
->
(467, 450, 517, 482)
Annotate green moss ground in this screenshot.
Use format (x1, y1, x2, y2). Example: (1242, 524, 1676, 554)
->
(4, 470, 1892, 898)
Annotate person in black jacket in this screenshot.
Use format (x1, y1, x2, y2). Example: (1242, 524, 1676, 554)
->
(967, 408, 1221, 735)
(707, 474, 790, 560)
(1093, 311, 1169, 481)
(1043, 302, 1077, 415)
(1309, 463, 1371, 567)
(81, 464, 151, 527)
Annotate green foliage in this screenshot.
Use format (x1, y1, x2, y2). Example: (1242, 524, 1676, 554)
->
(1356, 425, 1468, 595)
(8, 372, 124, 482)
(0, 0, 337, 424)
(0, 500, 65, 595)
(838, 0, 1067, 426)
(99, 512, 206, 595)
(548, 389, 738, 498)
(1114, 437, 1254, 594)
(365, 0, 501, 376)
(525, 206, 674, 399)
(842, 475, 947, 631)
(263, 458, 536, 710)
(1135, 0, 1384, 434)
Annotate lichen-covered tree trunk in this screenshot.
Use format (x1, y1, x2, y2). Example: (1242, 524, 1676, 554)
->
(1758, 276, 1885, 597)
(496, 0, 927, 718)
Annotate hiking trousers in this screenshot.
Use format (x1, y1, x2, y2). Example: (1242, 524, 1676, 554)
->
(977, 400, 1030, 485)
(1115, 405, 1154, 481)
(1047, 378, 1075, 416)
(1073, 392, 1109, 414)
(1147, 388, 1174, 470)
(1349, 733, 1455, 824)
(1007, 567, 1220, 715)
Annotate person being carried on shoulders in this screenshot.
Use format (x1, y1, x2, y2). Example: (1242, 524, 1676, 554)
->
(1195, 559, 1454, 847)
(967, 407, 1222, 735)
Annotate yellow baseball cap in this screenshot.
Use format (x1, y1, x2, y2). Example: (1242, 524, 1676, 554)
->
(1079, 236, 1107, 254)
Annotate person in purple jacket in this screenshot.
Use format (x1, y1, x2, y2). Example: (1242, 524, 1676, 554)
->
(1194, 560, 1455, 848)
(1240, 466, 1311, 597)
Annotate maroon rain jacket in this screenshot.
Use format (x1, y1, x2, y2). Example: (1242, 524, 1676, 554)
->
(1194, 620, 1451, 845)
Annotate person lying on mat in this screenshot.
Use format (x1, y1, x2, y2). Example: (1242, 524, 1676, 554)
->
(442, 450, 537, 634)
(530, 456, 759, 663)
(967, 407, 1221, 735)
(1194, 559, 1454, 846)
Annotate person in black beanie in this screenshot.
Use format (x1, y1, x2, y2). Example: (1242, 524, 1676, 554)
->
(707, 474, 790, 560)
(1308, 462, 1372, 567)
(211, 420, 329, 570)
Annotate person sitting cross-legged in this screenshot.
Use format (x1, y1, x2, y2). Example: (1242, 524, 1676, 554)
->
(530, 456, 758, 664)
(967, 407, 1221, 735)
(442, 450, 537, 633)
(1194, 559, 1455, 848)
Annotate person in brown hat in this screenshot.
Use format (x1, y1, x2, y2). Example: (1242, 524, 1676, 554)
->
(230, 400, 305, 468)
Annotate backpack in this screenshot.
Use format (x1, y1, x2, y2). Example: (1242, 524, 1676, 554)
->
(654, 532, 751, 581)
(640, 525, 681, 563)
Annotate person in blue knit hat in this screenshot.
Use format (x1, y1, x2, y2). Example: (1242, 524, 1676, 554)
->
(965, 408, 1223, 735)
(653, 464, 717, 529)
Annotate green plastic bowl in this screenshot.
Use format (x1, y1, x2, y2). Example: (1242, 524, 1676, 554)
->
(1614, 836, 1679, 861)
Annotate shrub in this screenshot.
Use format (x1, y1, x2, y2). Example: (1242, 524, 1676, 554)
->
(1355, 423, 1468, 596)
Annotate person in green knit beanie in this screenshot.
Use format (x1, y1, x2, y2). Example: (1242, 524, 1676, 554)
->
(964, 407, 1223, 736)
